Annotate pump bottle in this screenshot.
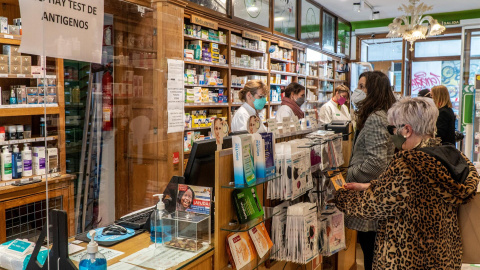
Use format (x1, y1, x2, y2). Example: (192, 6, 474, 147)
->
(1, 146, 12, 181)
(21, 144, 32, 177)
(79, 230, 107, 270)
(150, 194, 172, 246)
(12, 145, 22, 179)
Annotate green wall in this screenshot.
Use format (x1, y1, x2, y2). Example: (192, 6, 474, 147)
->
(351, 9, 480, 31)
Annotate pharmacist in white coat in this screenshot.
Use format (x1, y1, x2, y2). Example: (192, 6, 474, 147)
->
(231, 80, 267, 133)
(276, 82, 306, 122)
(319, 84, 351, 125)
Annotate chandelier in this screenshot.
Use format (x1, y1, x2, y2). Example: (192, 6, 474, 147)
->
(387, 0, 446, 51)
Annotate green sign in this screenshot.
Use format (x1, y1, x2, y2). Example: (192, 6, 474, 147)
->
(462, 85, 475, 126)
(442, 20, 460, 26)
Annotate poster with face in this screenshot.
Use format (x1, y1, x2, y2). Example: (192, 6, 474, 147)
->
(211, 117, 229, 146)
(247, 115, 261, 134)
(176, 184, 212, 215)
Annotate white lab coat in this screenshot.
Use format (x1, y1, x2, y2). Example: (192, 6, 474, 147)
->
(231, 103, 267, 133)
(276, 105, 294, 122)
(319, 99, 351, 125)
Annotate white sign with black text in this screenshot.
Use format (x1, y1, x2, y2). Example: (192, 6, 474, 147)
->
(19, 0, 104, 63)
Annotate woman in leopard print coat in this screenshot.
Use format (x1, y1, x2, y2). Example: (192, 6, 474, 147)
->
(335, 97, 479, 269)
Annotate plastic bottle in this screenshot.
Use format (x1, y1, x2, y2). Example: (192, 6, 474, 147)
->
(79, 230, 107, 270)
(21, 144, 32, 177)
(10, 88, 17, 105)
(40, 118, 46, 137)
(12, 145, 22, 179)
(150, 194, 171, 246)
(1, 146, 12, 181)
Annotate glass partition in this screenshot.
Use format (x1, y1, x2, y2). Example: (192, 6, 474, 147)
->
(300, 0, 320, 45)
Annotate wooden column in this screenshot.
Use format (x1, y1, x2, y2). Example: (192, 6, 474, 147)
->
(153, 0, 187, 192)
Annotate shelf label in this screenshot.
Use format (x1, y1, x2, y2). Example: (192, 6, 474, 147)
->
(278, 41, 293, 49)
(242, 31, 261, 41)
(17, 74, 26, 78)
(0, 74, 7, 78)
(4, 35, 14, 39)
(191, 15, 218, 30)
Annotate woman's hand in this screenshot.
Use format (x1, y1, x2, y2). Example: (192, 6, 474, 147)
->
(343, 183, 371, 191)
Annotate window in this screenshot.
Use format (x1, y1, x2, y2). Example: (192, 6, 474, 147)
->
(274, 0, 296, 37)
(337, 21, 350, 56)
(322, 12, 335, 52)
(366, 40, 402, 62)
(233, 0, 270, 28)
(414, 40, 461, 58)
(300, 0, 320, 44)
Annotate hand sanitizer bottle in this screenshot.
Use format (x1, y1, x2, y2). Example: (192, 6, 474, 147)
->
(150, 194, 172, 247)
(21, 143, 32, 177)
(1, 146, 12, 181)
(79, 230, 107, 270)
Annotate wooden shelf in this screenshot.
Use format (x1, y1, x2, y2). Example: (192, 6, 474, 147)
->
(115, 45, 156, 53)
(184, 60, 228, 68)
(269, 102, 282, 105)
(230, 85, 244, 89)
(231, 102, 243, 106)
(320, 78, 335, 82)
(307, 76, 319, 80)
(270, 70, 297, 76)
(183, 34, 227, 45)
(270, 83, 287, 87)
(231, 66, 269, 74)
(231, 45, 265, 54)
(306, 86, 318, 90)
(184, 127, 211, 131)
(0, 74, 57, 79)
(185, 103, 229, 108)
(184, 84, 226, 88)
(0, 33, 21, 45)
(270, 57, 294, 63)
(0, 105, 60, 116)
(0, 174, 75, 195)
(0, 136, 58, 146)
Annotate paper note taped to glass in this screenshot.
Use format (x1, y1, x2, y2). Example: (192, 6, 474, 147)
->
(329, 172, 346, 191)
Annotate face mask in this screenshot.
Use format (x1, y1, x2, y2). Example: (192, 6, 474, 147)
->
(337, 96, 346, 105)
(253, 97, 267, 110)
(351, 88, 366, 106)
(391, 130, 406, 150)
(295, 97, 305, 106)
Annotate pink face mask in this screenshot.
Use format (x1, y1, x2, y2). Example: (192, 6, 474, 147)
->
(337, 96, 346, 105)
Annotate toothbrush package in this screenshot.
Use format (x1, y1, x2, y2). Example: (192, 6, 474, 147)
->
(233, 134, 256, 187)
(232, 187, 264, 224)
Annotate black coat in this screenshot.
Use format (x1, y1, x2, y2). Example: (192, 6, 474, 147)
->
(436, 106, 456, 145)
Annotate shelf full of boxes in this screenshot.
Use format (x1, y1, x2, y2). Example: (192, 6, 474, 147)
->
(181, 15, 349, 156)
(0, 17, 71, 188)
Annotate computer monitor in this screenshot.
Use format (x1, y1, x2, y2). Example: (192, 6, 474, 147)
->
(183, 137, 232, 187)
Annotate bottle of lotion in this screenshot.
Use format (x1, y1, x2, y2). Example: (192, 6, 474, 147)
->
(21, 143, 32, 177)
(1, 146, 12, 181)
(12, 145, 22, 179)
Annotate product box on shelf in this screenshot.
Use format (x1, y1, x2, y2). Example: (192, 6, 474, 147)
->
(162, 211, 211, 252)
(0, 17, 7, 34)
(227, 231, 257, 269)
(0, 55, 7, 65)
(8, 25, 20, 35)
(10, 65, 21, 74)
(0, 64, 7, 74)
(33, 146, 46, 175)
(3, 45, 20, 57)
(232, 134, 256, 186)
(21, 66, 31, 75)
(9, 55, 21, 66)
(21, 56, 31, 67)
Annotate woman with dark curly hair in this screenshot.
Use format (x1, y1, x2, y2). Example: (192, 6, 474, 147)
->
(177, 186, 195, 211)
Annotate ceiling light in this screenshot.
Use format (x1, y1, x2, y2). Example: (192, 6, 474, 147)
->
(247, 6, 259, 12)
(353, 3, 361, 12)
(372, 11, 380, 20)
(387, 0, 446, 51)
(274, 17, 285, 21)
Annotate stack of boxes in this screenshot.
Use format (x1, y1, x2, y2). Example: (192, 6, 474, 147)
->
(184, 66, 224, 86)
(184, 109, 226, 129)
(0, 45, 31, 75)
(0, 17, 21, 35)
(185, 87, 227, 104)
(270, 86, 281, 103)
(184, 24, 226, 44)
(230, 34, 267, 52)
(183, 40, 226, 65)
(270, 45, 293, 61)
(270, 75, 292, 85)
(231, 51, 267, 70)
(271, 62, 294, 73)
(25, 78, 57, 105)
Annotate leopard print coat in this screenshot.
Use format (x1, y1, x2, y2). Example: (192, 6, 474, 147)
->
(335, 139, 479, 269)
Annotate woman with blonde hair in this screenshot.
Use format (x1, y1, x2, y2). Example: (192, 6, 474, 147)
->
(231, 80, 268, 133)
(318, 84, 351, 125)
(431, 85, 455, 145)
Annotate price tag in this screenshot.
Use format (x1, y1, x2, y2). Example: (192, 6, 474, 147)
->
(4, 35, 14, 39)
(0, 74, 8, 78)
(17, 74, 26, 78)
(282, 117, 290, 136)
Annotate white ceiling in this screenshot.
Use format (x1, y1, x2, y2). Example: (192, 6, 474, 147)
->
(314, 0, 480, 22)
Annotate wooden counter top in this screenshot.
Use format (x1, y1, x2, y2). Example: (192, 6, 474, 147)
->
(0, 174, 75, 200)
(70, 232, 214, 270)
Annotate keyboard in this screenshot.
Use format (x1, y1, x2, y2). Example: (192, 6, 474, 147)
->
(116, 206, 155, 229)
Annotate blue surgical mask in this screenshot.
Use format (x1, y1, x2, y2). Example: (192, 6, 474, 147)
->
(253, 97, 267, 110)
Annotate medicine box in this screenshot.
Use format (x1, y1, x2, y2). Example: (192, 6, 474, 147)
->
(3, 45, 20, 56)
(0, 55, 7, 65)
(33, 146, 46, 175)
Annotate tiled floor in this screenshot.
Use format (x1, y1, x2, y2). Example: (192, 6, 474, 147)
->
(356, 243, 365, 270)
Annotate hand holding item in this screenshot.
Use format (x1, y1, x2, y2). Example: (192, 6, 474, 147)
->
(342, 182, 371, 191)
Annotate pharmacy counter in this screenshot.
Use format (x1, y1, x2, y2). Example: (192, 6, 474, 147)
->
(70, 232, 214, 270)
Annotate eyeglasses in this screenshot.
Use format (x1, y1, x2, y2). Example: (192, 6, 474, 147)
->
(387, 124, 405, 135)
